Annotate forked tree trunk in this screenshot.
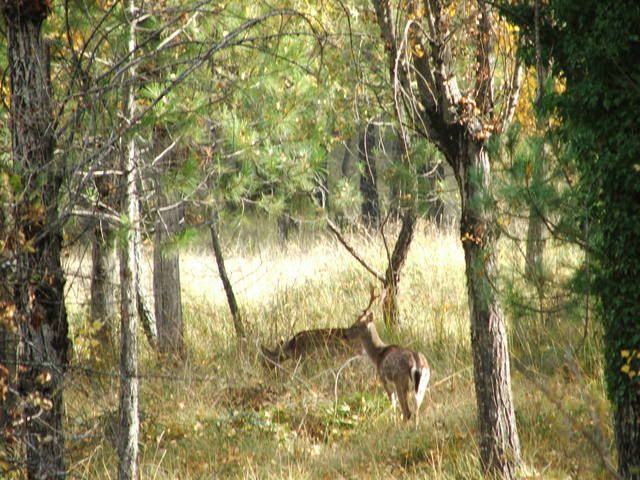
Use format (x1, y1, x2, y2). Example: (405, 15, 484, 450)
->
(118, 0, 140, 478)
(154, 200, 184, 355)
(457, 141, 521, 477)
(382, 210, 416, 326)
(4, 5, 70, 478)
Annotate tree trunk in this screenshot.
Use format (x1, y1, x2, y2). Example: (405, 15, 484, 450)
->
(425, 162, 445, 227)
(615, 392, 640, 479)
(210, 213, 245, 339)
(90, 215, 117, 343)
(371, 0, 522, 475)
(152, 127, 183, 355)
(457, 141, 521, 477)
(524, 0, 546, 281)
(359, 122, 380, 229)
(118, 1, 140, 478)
(154, 201, 184, 355)
(135, 242, 157, 349)
(0, 172, 15, 438)
(524, 205, 544, 279)
(382, 209, 416, 326)
(277, 212, 299, 245)
(4, 4, 70, 478)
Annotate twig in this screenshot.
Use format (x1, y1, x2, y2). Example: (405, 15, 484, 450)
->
(430, 366, 472, 389)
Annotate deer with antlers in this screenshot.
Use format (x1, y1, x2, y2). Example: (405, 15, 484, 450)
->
(351, 287, 431, 424)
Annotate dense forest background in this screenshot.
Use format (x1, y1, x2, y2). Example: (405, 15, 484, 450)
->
(1, 0, 638, 479)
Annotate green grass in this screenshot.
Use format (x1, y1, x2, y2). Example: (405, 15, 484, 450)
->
(60, 219, 614, 479)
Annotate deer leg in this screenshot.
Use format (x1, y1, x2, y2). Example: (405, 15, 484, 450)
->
(395, 381, 412, 422)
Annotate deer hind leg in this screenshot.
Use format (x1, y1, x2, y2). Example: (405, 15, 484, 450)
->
(395, 380, 412, 422)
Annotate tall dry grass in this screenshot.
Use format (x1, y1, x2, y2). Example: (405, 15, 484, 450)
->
(60, 219, 612, 479)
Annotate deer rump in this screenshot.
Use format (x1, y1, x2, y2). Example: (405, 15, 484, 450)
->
(261, 327, 360, 366)
(377, 345, 430, 414)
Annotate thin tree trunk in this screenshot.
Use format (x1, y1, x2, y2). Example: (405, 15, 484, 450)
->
(457, 142, 521, 477)
(525, 0, 547, 281)
(91, 216, 117, 343)
(210, 213, 245, 339)
(426, 162, 445, 227)
(359, 122, 380, 229)
(0, 180, 15, 436)
(118, 1, 140, 478)
(4, 5, 70, 478)
(277, 212, 299, 245)
(135, 243, 157, 348)
(382, 209, 416, 326)
(149, 128, 181, 355)
(525, 204, 544, 279)
(154, 200, 184, 354)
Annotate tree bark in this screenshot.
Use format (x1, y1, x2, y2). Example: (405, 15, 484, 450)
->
(615, 391, 640, 479)
(154, 200, 184, 355)
(135, 244, 157, 349)
(90, 200, 117, 343)
(358, 122, 380, 229)
(118, 1, 140, 478)
(425, 162, 445, 227)
(210, 213, 245, 339)
(3, 3, 70, 478)
(524, 203, 544, 279)
(457, 142, 521, 477)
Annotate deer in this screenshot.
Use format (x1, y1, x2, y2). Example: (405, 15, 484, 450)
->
(260, 326, 360, 368)
(350, 287, 431, 424)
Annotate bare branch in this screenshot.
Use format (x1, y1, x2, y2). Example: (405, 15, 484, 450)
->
(326, 219, 385, 283)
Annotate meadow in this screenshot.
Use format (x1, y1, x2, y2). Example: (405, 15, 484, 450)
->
(62, 220, 613, 479)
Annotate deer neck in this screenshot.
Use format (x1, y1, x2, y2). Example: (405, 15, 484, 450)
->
(360, 323, 387, 365)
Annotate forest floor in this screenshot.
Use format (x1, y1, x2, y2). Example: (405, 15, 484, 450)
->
(61, 220, 613, 479)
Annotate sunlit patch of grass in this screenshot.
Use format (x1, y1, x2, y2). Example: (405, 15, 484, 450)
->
(60, 218, 613, 479)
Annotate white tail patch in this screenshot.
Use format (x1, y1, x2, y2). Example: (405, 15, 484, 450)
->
(414, 367, 430, 411)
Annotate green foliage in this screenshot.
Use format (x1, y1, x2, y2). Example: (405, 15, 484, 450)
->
(503, 8, 640, 472)
(543, 0, 640, 404)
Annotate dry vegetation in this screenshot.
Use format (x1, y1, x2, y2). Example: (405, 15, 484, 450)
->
(62, 220, 612, 479)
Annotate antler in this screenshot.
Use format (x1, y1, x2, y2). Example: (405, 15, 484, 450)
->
(357, 284, 382, 322)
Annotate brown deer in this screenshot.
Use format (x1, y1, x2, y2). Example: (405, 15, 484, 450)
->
(351, 288, 431, 424)
(260, 326, 360, 368)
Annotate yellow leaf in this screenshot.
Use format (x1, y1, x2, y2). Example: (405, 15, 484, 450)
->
(621, 350, 630, 358)
(621, 364, 631, 374)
